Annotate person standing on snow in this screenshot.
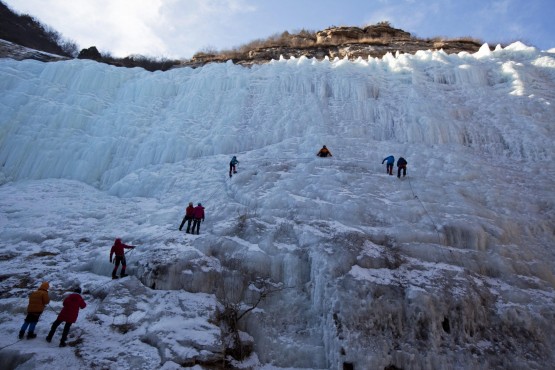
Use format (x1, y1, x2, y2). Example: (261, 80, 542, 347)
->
(397, 157, 408, 178)
(46, 286, 86, 347)
(229, 156, 239, 178)
(19, 281, 50, 339)
(179, 202, 195, 233)
(191, 203, 205, 235)
(316, 145, 332, 157)
(109, 238, 135, 279)
(382, 155, 395, 175)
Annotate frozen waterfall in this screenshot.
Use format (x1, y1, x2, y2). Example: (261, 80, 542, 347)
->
(0, 42, 554, 369)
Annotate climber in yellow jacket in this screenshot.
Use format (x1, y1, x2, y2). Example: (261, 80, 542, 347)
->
(19, 281, 50, 339)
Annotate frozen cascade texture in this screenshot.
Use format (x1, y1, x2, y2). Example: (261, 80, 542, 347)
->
(0, 42, 554, 369)
(1, 44, 553, 190)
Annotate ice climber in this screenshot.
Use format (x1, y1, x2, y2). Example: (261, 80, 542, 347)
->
(179, 202, 195, 233)
(397, 157, 408, 178)
(46, 286, 86, 347)
(382, 155, 395, 175)
(19, 281, 50, 340)
(316, 145, 332, 157)
(109, 238, 135, 279)
(229, 156, 239, 178)
(191, 203, 205, 235)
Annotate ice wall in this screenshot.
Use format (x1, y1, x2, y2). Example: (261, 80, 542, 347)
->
(1, 43, 555, 369)
(1, 43, 553, 192)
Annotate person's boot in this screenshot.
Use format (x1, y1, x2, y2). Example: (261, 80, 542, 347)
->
(27, 332, 37, 339)
(112, 274, 119, 279)
(18, 330, 24, 339)
(59, 341, 66, 347)
(46, 335, 52, 343)
(120, 273, 128, 278)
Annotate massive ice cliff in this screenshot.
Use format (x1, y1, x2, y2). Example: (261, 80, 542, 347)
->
(0, 42, 554, 369)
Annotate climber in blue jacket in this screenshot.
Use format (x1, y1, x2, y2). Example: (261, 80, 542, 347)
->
(382, 155, 394, 175)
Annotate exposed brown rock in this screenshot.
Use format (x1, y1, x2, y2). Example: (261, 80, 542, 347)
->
(1, 18, 485, 71)
(184, 24, 483, 68)
(316, 24, 411, 45)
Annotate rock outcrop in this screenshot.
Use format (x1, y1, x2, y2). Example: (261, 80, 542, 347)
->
(315, 24, 411, 44)
(77, 46, 102, 61)
(184, 24, 483, 68)
(0, 38, 68, 62)
(1, 22, 485, 70)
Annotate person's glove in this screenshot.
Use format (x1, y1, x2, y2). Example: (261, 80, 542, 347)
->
(109, 257, 112, 263)
(202, 218, 205, 222)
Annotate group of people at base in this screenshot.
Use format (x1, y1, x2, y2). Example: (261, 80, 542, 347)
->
(382, 155, 408, 178)
(19, 282, 86, 348)
(18, 237, 138, 346)
(179, 202, 205, 234)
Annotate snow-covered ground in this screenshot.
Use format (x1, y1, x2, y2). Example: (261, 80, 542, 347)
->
(0, 43, 554, 369)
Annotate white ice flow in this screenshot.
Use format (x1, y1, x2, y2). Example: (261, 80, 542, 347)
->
(0, 42, 554, 369)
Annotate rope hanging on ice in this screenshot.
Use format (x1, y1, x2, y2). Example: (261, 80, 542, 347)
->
(0, 339, 23, 351)
(407, 175, 442, 245)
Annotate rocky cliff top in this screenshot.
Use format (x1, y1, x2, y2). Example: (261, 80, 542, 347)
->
(182, 24, 484, 68)
(0, 22, 485, 70)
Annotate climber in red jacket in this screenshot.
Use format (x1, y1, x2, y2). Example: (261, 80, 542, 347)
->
(46, 287, 86, 347)
(110, 238, 135, 279)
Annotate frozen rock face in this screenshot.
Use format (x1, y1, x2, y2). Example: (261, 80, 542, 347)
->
(315, 24, 411, 44)
(0, 43, 554, 369)
(134, 217, 554, 369)
(0, 39, 68, 62)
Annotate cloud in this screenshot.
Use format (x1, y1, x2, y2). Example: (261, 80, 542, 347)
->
(153, 0, 257, 57)
(491, 0, 511, 14)
(362, 2, 432, 33)
(4, 0, 257, 58)
(3, 0, 553, 58)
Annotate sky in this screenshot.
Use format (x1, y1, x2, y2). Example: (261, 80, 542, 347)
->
(1, 42, 554, 368)
(3, 0, 555, 59)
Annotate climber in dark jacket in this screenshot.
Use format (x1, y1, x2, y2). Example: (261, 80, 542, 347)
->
(229, 156, 239, 178)
(397, 157, 408, 178)
(317, 145, 332, 157)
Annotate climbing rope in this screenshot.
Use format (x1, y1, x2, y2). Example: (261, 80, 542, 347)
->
(47, 302, 60, 316)
(0, 304, 60, 351)
(406, 174, 443, 245)
(0, 339, 23, 351)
